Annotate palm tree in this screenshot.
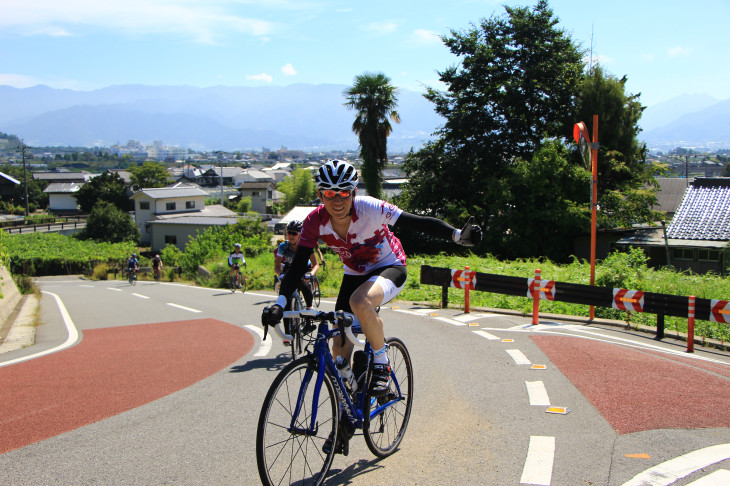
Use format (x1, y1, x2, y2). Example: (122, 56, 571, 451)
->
(344, 73, 400, 199)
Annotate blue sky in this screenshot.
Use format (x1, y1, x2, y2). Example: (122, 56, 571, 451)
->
(1, 0, 728, 107)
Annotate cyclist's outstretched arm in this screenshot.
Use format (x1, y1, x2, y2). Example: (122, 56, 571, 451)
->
(393, 212, 482, 246)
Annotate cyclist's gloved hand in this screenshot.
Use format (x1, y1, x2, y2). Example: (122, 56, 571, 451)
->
(453, 216, 482, 247)
(304, 272, 312, 280)
(261, 305, 284, 327)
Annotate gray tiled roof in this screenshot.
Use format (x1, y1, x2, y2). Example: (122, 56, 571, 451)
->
(132, 186, 209, 199)
(43, 182, 82, 193)
(666, 177, 730, 241)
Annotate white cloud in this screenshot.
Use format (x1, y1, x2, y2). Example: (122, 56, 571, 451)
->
(246, 73, 273, 83)
(0, 73, 90, 89)
(0, 73, 43, 88)
(281, 63, 297, 76)
(668, 46, 691, 58)
(0, 0, 275, 43)
(364, 21, 398, 35)
(407, 29, 441, 46)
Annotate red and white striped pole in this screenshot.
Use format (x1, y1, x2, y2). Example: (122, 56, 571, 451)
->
(464, 266, 471, 314)
(531, 269, 541, 325)
(686, 295, 695, 353)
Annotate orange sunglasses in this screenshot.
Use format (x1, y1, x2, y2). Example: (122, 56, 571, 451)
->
(321, 189, 352, 199)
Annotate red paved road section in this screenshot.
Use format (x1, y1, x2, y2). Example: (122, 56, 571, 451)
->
(0, 319, 253, 454)
(532, 335, 730, 434)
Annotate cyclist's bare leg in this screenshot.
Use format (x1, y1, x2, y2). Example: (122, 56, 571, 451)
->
(331, 279, 385, 362)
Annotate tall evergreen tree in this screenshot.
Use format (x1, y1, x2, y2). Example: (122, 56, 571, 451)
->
(344, 72, 400, 198)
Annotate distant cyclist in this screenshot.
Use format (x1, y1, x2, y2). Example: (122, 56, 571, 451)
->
(127, 253, 138, 278)
(274, 220, 319, 309)
(228, 243, 247, 288)
(151, 254, 163, 279)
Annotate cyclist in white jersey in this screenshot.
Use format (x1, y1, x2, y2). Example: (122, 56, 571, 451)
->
(262, 160, 481, 396)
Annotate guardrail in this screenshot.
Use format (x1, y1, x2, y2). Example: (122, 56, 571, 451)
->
(2, 219, 87, 234)
(420, 264, 730, 350)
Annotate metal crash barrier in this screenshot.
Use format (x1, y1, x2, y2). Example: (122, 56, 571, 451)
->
(420, 264, 729, 352)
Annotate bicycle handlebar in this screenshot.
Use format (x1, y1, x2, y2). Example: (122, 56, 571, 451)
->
(281, 310, 365, 346)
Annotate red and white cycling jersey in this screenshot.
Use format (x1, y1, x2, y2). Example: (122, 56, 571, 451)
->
(299, 196, 406, 275)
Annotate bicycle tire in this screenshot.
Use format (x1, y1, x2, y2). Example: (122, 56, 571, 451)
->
(312, 276, 321, 307)
(229, 274, 236, 293)
(363, 337, 414, 458)
(289, 292, 304, 360)
(256, 356, 338, 486)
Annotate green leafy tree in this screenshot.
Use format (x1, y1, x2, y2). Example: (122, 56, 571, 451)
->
(78, 200, 140, 243)
(277, 168, 317, 211)
(344, 72, 400, 198)
(0, 164, 48, 211)
(74, 172, 131, 213)
(402, 0, 584, 256)
(575, 65, 662, 227)
(128, 161, 172, 189)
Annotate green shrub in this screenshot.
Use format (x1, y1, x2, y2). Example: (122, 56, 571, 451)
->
(92, 263, 110, 280)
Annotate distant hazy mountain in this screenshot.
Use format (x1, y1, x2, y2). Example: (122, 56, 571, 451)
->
(640, 96, 730, 150)
(0, 84, 443, 152)
(1, 84, 727, 152)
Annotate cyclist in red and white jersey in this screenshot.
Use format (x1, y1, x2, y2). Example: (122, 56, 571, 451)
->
(262, 159, 481, 395)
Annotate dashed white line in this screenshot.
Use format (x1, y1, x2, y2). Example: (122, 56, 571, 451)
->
(520, 436, 555, 485)
(621, 443, 730, 486)
(166, 303, 202, 313)
(434, 316, 466, 326)
(525, 381, 551, 406)
(507, 349, 532, 365)
(473, 330, 501, 340)
(107, 288, 122, 292)
(132, 293, 150, 299)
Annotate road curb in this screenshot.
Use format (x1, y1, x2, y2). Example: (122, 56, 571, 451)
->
(0, 293, 39, 354)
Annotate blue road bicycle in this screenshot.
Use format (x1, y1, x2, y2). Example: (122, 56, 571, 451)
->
(256, 310, 414, 486)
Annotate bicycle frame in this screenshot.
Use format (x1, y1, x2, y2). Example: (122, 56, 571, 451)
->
(285, 314, 405, 437)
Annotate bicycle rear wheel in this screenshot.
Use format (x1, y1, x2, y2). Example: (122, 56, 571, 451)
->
(256, 357, 339, 486)
(363, 337, 414, 458)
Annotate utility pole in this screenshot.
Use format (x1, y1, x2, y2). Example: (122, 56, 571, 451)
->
(21, 140, 30, 216)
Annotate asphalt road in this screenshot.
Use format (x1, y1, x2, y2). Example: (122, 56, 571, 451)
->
(1, 276, 729, 485)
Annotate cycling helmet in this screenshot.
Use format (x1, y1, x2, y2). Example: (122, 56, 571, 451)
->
(234, 243, 241, 248)
(132, 253, 137, 258)
(315, 160, 358, 191)
(286, 220, 303, 233)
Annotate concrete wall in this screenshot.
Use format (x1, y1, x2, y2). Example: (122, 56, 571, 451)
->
(0, 264, 21, 327)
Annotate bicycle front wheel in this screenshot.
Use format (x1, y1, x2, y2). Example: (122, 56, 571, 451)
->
(363, 337, 414, 458)
(256, 357, 339, 486)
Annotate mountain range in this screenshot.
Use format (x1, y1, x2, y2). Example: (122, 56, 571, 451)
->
(1, 84, 728, 152)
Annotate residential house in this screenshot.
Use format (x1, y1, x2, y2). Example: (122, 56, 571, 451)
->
(233, 169, 275, 188)
(614, 177, 730, 275)
(43, 182, 82, 214)
(32, 170, 96, 184)
(131, 186, 239, 250)
(238, 181, 276, 214)
(199, 167, 245, 187)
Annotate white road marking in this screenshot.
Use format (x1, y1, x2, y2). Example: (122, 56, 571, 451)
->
(525, 381, 551, 406)
(245, 325, 272, 357)
(686, 469, 730, 485)
(473, 330, 501, 340)
(166, 303, 202, 313)
(621, 443, 730, 486)
(0, 291, 79, 368)
(451, 312, 502, 322)
(434, 316, 466, 326)
(80, 285, 94, 288)
(132, 293, 150, 299)
(507, 349, 532, 365)
(520, 436, 555, 485)
(107, 288, 122, 292)
(394, 308, 433, 316)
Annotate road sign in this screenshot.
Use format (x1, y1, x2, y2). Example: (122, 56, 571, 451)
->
(451, 269, 476, 290)
(710, 299, 730, 324)
(527, 278, 556, 301)
(612, 289, 645, 312)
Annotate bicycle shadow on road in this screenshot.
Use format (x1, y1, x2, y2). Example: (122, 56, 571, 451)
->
(228, 354, 290, 373)
(325, 457, 386, 485)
